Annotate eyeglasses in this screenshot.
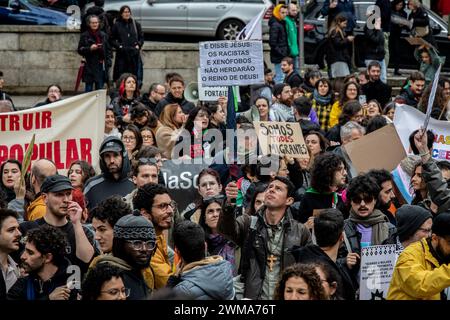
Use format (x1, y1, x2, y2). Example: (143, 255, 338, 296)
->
(125, 240, 156, 251)
(152, 200, 176, 211)
(352, 196, 374, 204)
(122, 136, 136, 142)
(100, 287, 131, 298)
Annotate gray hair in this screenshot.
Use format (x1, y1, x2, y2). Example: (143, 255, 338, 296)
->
(340, 121, 365, 141)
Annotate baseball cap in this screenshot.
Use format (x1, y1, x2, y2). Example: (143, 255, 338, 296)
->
(100, 140, 123, 155)
(41, 174, 73, 193)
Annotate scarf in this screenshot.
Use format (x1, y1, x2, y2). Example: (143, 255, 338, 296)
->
(306, 187, 338, 208)
(313, 89, 332, 105)
(89, 29, 104, 62)
(349, 209, 390, 245)
(207, 233, 236, 275)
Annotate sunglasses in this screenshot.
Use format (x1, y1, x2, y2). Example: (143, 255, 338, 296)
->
(352, 196, 374, 205)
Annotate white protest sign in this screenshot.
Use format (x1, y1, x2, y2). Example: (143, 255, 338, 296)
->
(199, 40, 264, 86)
(197, 69, 240, 102)
(0, 90, 106, 174)
(394, 104, 450, 161)
(253, 121, 309, 159)
(359, 244, 398, 300)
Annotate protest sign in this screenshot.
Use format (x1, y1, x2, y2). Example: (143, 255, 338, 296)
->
(161, 160, 209, 215)
(197, 69, 241, 102)
(360, 244, 398, 300)
(199, 40, 264, 86)
(394, 105, 450, 161)
(343, 124, 406, 174)
(423, 64, 442, 131)
(0, 90, 106, 174)
(254, 121, 309, 159)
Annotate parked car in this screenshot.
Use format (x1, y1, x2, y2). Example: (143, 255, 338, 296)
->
(303, 0, 450, 71)
(103, 0, 274, 40)
(0, 0, 68, 25)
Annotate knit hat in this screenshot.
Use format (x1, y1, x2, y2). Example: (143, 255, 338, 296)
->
(113, 210, 156, 241)
(396, 205, 432, 242)
(432, 212, 450, 237)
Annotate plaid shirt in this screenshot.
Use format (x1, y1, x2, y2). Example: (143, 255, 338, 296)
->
(312, 99, 333, 131)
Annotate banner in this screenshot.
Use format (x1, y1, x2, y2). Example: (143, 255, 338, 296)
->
(197, 69, 241, 102)
(254, 121, 309, 159)
(161, 160, 209, 215)
(394, 105, 450, 161)
(359, 244, 398, 300)
(0, 90, 106, 174)
(199, 40, 264, 86)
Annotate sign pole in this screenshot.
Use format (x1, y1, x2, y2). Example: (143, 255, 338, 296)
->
(298, 0, 305, 74)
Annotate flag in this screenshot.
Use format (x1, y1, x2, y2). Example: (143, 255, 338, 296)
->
(423, 63, 442, 131)
(236, 9, 265, 41)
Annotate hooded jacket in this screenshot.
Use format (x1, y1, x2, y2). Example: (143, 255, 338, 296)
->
(26, 194, 46, 221)
(172, 256, 235, 300)
(387, 238, 450, 300)
(84, 136, 134, 211)
(269, 5, 289, 64)
(7, 258, 76, 300)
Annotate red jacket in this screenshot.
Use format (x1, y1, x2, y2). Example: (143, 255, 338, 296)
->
(438, 0, 450, 15)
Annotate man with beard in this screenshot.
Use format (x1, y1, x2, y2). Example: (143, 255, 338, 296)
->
(133, 184, 174, 289)
(20, 175, 96, 271)
(101, 211, 156, 300)
(395, 71, 426, 108)
(0, 209, 21, 300)
(297, 152, 348, 224)
(388, 212, 450, 300)
(367, 169, 397, 225)
(7, 226, 76, 300)
(84, 136, 134, 211)
(361, 61, 392, 107)
(339, 174, 396, 273)
(271, 83, 294, 122)
(281, 57, 303, 89)
(155, 76, 195, 116)
(140, 83, 166, 112)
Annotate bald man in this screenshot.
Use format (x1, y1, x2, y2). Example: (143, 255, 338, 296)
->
(8, 159, 57, 221)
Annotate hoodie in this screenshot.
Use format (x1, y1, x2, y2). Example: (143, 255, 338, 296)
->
(84, 136, 134, 211)
(172, 256, 235, 300)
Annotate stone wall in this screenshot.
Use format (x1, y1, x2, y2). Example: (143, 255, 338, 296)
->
(0, 26, 272, 95)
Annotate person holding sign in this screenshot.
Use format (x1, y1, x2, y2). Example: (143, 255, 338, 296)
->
(387, 212, 450, 300)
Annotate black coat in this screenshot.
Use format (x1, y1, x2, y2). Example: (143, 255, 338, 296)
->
(408, 7, 437, 47)
(155, 92, 195, 116)
(363, 26, 385, 61)
(284, 71, 303, 89)
(362, 80, 392, 107)
(268, 17, 288, 64)
(110, 18, 144, 81)
(390, 9, 408, 36)
(78, 30, 112, 84)
(375, 0, 391, 32)
(326, 30, 352, 66)
(291, 244, 357, 300)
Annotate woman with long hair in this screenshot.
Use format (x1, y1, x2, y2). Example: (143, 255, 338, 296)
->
(411, 162, 438, 213)
(121, 124, 143, 161)
(326, 14, 354, 80)
(312, 78, 334, 131)
(419, 85, 449, 121)
(110, 73, 141, 130)
(180, 106, 212, 159)
(329, 80, 360, 128)
(68, 160, 95, 223)
(155, 103, 185, 159)
(0, 159, 21, 203)
(33, 84, 63, 108)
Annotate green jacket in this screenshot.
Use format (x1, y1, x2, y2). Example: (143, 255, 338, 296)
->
(285, 16, 299, 57)
(414, 47, 446, 85)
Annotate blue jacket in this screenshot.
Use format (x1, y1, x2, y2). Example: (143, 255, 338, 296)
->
(173, 256, 235, 300)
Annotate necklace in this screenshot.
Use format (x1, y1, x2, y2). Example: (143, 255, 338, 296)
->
(266, 221, 284, 272)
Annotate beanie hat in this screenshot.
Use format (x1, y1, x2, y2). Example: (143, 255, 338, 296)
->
(113, 210, 156, 241)
(396, 205, 432, 242)
(432, 212, 450, 237)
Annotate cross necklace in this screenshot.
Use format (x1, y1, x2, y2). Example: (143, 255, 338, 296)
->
(267, 224, 283, 272)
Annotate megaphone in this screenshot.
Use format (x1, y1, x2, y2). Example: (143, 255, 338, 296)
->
(185, 82, 199, 104)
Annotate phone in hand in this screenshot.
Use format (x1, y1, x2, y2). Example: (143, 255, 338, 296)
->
(359, 95, 367, 105)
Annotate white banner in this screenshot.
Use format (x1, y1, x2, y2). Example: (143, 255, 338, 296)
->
(199, 40, 264, 86)
(360, 244, 398, 300)
(393, 105, 450, 161)
(0, 90, 106, 174)
(197, 69, 241, 102)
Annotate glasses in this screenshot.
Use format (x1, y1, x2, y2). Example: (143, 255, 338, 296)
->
(152, 200, 176, 211)
(122, 136, 136, 142)
(352, 196, 374, 204)
(100, 287, 131, 298)
(125, 240, 156, 251)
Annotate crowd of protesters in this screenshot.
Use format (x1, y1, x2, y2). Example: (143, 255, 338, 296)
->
(1, 1, 450, 302)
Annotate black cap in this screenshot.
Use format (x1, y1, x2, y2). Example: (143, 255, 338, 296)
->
(432, 212, 450, 237)
(396, 205, 432, 242)
(100, 140, 123, 155)
(41, 174, 73, 193)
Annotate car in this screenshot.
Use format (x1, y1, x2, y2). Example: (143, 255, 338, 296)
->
(302, 0, 450, 71)
(103, 0, 274, 40)
(0, 0, 69, 25)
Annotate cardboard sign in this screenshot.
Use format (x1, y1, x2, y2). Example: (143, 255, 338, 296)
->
(394, 104, 450, 161)
(199, 40, 264, 86)
(254, 121, 309, 159)
(360, 244, 398, 300)
(0, 91, 106, 174)
(343, 124, 407, 174)
(197, 69, 241, 102)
